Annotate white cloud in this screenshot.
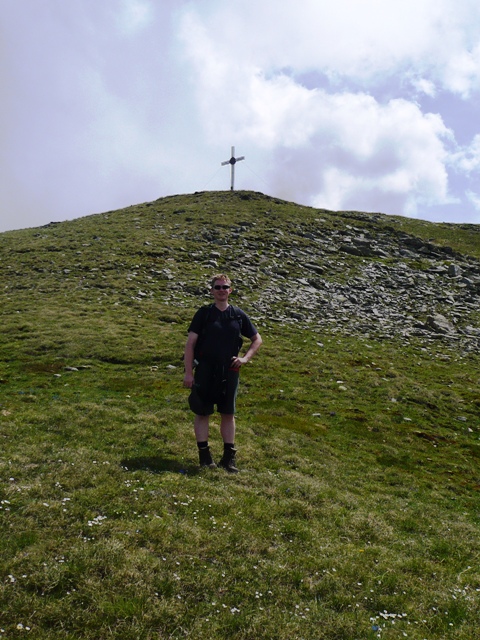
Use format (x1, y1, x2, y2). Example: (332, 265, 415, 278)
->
(276, 95, 453, 215)
(466, 190, 480, 210)
(117, 0, 154, 35)
(443, 43, 480, 98)
(180, 0, 480, 95)
(411, 78, 437, 98)
(451, 134, 480, 174)
(180, 10, 455, 216)
(183, 0, 438, 74)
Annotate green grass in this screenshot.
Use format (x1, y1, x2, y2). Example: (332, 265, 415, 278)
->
(1, 191, 480, 638)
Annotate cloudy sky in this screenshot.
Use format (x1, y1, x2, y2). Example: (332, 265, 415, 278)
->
(2, 0, 480, 232)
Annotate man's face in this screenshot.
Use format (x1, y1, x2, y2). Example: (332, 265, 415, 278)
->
(211, 279, 232, 302)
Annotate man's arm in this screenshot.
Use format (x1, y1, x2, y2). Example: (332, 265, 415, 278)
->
(231, 332, 262, 368)
(183, 332, 198, 388)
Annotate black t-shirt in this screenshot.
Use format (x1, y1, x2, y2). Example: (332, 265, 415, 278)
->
(188, 304, 257, 363)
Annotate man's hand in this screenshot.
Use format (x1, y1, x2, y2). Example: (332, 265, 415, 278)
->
(231, 333, 262, 369)
(231, 355, 248, 369)
(183, 373, 194, 388)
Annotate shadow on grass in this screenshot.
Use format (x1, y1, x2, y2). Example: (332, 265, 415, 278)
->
(120, 456, 200, 476)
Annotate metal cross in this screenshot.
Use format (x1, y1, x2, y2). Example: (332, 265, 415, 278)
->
(221, 146, 245, 191)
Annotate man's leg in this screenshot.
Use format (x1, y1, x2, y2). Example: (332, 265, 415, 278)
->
(219, 414, 238, 473)
(194, 414, 210, 442)
(220, 413, 236, 444)
(194, 414, 216, 468)
(217, 370, 239, 472)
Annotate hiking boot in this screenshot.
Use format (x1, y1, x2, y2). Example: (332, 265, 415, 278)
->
(198, 446, 216, 468)
(219, 447, 239, 473)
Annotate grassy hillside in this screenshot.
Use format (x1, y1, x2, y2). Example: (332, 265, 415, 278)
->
(1, 191, 479, 639)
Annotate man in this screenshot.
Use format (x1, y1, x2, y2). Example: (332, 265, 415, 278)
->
(183, 274, 262, 472)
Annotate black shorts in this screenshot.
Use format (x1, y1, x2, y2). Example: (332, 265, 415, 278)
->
(188, 360, 240, 416)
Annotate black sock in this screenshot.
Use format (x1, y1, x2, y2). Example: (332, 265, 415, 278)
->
(223, 442, 235, 450)
(197, 441, 208, 449)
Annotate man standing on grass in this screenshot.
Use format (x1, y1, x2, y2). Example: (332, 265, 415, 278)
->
(183, 274, 262, 472)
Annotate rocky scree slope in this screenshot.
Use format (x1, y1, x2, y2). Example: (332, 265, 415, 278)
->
(144, 194, 480, 355)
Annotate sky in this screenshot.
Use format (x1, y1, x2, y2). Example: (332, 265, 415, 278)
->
(2, 0, 480, 233)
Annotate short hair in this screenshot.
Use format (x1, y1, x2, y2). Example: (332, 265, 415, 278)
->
(210, 274, 231, 288)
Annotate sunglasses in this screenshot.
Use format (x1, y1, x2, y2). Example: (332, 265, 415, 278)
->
(213, 285, 231, 290)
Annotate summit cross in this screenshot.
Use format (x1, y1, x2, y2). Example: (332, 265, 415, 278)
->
(221, 146, 245, 191)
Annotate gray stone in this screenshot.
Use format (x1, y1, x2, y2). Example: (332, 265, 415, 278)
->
(425, 314, 456, 334)
(448, 264, 462, 277)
